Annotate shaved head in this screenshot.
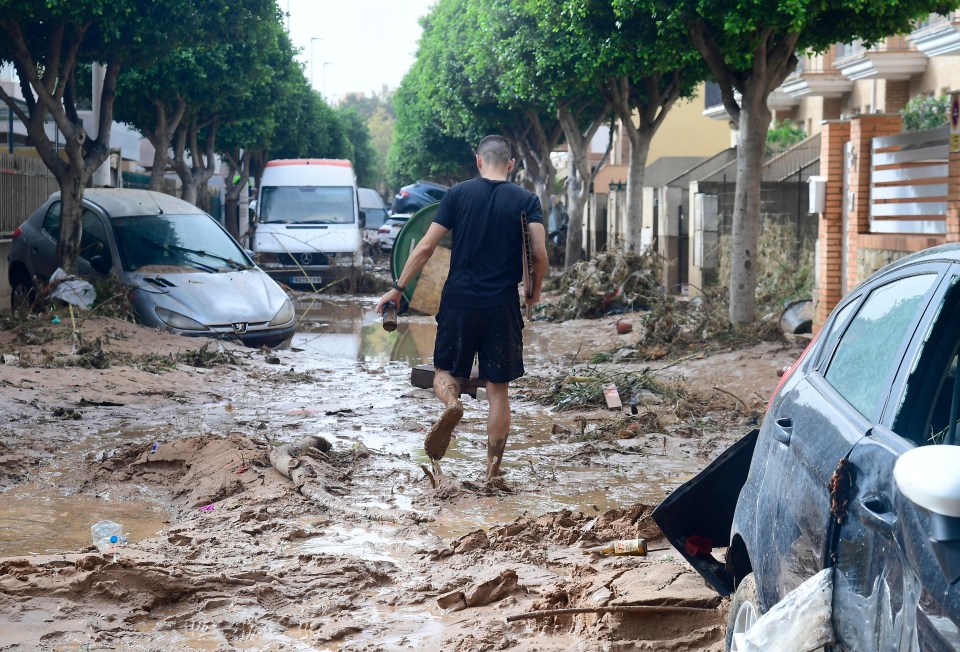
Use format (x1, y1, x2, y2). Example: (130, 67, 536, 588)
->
(477, 135, 513, 169)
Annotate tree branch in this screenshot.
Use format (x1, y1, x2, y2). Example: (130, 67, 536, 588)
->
(689, 20, 742, 125)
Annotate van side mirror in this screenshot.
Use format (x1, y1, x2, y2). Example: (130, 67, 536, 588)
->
(358, 209, 366, 228)
(895, 446, 960, 583)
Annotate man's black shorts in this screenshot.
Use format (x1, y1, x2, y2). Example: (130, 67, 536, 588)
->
(433, 301, 524, 383)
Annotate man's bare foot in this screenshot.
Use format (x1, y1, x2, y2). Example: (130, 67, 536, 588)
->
(424, 401, 463, 460)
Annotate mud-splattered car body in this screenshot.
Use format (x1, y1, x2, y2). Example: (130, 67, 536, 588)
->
(656, 244, 960, 650)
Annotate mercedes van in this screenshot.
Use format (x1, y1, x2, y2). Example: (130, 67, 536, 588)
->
(252, 159, 363, 287)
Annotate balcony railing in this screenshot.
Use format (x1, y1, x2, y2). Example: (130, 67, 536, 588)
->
(912, 10, 960, 33)
(836, 35, 914, 61)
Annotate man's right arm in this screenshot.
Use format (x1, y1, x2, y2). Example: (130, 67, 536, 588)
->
(375, 222, 450, 314)
(527, 222, 548, 304)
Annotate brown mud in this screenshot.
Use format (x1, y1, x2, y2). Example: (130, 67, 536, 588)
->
(0, 302, 805, 651)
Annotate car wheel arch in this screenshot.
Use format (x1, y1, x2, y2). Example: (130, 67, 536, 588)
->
(726, 534, 753, 592)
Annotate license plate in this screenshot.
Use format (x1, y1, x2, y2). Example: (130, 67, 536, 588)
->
(291, 276, 325, 284)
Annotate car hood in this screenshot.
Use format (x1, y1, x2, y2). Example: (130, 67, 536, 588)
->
(253, 224, 360, 254)
(128, 269, 289, 325)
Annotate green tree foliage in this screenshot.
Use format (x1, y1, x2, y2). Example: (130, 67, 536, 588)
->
(336, 106, 380, 188)
(388, 59, 475, 187)
(0, 0, 211, 273)
(901, 94, 951, 131)
(766, 119, 807, 155)
(391, 0, 564, 208)
(631, 0, 960, 323)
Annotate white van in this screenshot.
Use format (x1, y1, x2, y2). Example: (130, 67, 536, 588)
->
(252, 159, 363, 287)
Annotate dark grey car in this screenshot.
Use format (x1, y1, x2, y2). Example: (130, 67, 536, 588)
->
(8, 189, 295, 348)
(655, 243, 960, 650)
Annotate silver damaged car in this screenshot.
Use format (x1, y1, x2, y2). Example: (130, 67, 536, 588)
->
(8, 189, 295, 348)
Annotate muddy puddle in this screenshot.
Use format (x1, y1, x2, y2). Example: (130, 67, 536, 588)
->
(276, 297, 708, 535)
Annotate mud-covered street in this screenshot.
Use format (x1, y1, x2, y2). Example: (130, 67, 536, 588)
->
(0, 294, 804, 651)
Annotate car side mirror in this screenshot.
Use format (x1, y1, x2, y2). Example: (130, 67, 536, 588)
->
(895, 445, 960, 583)
(90, 254, 111, 275)
(358, 209, 366, 228)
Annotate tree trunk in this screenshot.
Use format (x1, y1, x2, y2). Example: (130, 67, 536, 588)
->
(623, 133, 650, 252)
(564, 160, 589, 267)
(147, 98, 187, 191)
(729, 89, 771, 324)
(55, 173, 87, 275)
(171, 116, 218, 208)
(557, 104, 609, 268)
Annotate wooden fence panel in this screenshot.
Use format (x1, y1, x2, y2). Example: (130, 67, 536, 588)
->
(0, 154, 59, 237)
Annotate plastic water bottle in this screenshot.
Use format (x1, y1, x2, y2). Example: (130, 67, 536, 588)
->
(91, 520, 127, 554)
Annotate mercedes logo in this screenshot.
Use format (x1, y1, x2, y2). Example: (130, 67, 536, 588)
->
(300, 253, 313, 265)
(232, 323, 248, 333)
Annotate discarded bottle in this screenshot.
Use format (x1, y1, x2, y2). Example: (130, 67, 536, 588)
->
(91, 520, 127, 554)
(585, 538, 647, 556)
(382, 301, 398, 332)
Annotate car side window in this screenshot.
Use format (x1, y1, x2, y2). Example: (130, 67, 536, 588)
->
(80, 210, 111, 263)
(813, 299, 858, 371)
(823, 273, 937, 419)
(894, 275, 960, 445)
(41, 202, 62, 240)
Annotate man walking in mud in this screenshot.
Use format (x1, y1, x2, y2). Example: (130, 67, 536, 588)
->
(376, 135, 548, 482)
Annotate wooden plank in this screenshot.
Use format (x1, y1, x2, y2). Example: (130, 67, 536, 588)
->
(604, 383, 622, 410)
(409, 246, 450, 316)
(410, 363, 482, 398)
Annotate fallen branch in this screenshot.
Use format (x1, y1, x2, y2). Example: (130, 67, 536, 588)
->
(711, 385, 746, 412)
(505, 604, 714, 622)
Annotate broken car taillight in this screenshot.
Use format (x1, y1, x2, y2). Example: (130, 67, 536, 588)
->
(11, 226, 22, 239)
(767, 339, 816, 412)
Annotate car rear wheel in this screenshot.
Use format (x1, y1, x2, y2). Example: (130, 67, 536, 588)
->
(726, 572, 760, 652)
(10, 271, 36, 314)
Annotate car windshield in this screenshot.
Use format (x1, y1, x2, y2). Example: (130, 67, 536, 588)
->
(260, 186, 355, 224)
(111, 213, 250, 273)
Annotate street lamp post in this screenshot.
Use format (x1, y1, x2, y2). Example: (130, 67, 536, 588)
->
(310, 37, 322, 88)
(322, 62, 333, 101)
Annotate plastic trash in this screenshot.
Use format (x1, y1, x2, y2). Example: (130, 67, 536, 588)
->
(736, 567, 834, 652)
(91, 520, 127, 554)
(49, 268, 96, 309)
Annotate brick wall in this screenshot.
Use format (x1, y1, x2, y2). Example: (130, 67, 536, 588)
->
(815, 120, 850, 330)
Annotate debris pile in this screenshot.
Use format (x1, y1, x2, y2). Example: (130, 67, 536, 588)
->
(544, 250, 661, 320)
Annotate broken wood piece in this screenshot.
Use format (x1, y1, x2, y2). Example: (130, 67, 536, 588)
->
(420, 463, 439, 489)
(604, 383, 622, 410)
(410, 364, 483, 398)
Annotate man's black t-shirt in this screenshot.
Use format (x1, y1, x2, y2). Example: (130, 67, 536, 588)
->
(433, 177, 543, 309)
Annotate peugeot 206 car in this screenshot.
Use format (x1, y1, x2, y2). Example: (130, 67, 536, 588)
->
(8, 189, 295, 348)
(654, 243, 960, 651)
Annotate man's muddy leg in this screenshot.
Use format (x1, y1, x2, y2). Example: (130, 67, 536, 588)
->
(424, 368, 463, 462)
(485, 381, 510, 479)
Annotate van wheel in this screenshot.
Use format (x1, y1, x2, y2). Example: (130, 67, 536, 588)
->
(725, 573, 760, 652)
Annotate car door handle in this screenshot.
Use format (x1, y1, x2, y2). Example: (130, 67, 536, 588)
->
(772, 417, 793, 444)
(860, 495, 897, 535)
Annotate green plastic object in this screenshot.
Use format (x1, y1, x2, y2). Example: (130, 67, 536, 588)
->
(391, 202, 452, 305)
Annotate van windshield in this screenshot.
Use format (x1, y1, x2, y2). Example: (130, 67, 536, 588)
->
(260, 186, 355, 224)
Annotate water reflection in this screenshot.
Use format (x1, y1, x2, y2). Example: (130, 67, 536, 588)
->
(292, 297, 566, 367)
(292, 298, 436, 365)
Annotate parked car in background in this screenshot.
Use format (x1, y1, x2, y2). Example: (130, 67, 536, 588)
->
(358, 187, 389, 254)
(391, 180, 447, 215)
(655, 243, 960, 651)
(377, 214, 411, 252)
(8, 189, 296, 348)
